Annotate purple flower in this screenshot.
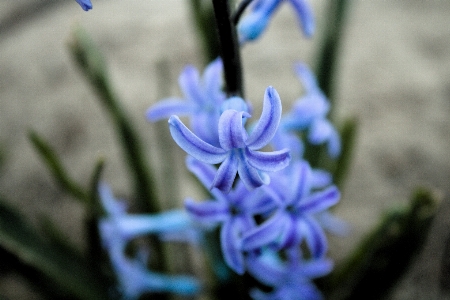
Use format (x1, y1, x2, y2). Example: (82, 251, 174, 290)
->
(98, 183, 200, 298)
(241, 161, 340, 258)
(238, 0, 314, 43)
(247, 248, 332, 300)
(147, 58, 225, 146)
(168, 86, 291, 193)
(281, 63, 341, 158)
(75, 0, 92, 11)
(184, 157, 277, 274)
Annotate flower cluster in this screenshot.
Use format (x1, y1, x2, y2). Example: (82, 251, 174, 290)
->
(92, 0, 345, 298)
(147, 56, 342, 299)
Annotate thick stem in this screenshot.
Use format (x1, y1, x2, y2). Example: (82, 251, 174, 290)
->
(212, 0, 244, 98)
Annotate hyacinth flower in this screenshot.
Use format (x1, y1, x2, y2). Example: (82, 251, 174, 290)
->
(281, 63, 341, 158)
(168, 86, 291, 193)
(98, 183, 200, 298)
(75, 0, 92, 11)
(147, 58, 225, 146)
(238, 0, 314, 43)
(241, 161, 340, 258)
(184, 157, 280, 274)
(247, 248, 333, 300)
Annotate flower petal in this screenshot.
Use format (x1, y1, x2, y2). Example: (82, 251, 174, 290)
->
(298, 216, 328, 258)
(241, 212, 290, 251)
(308, 118, 333, 144)
(203, 58, 225, 105)
(211, 151, 239, 193)
(297, 185, 340, 214)
(76, 0, 92, 11)
(221, 218, 245, 274)
(316, 211, 351, 237)
(246, 86, 282, 150)
(298, 258, 334, 279)
(146, 98, 193, 122)
(218, 110, 249, 151)
(184, 198, 229, 227)
(186, 157, 226, 200)
(289, 0, 315, 37)
(98, 182, 127, 216)
(186, 156, 216, 189)
(237, 150, 269, 190)
(245, 148, 291, 172)
(140, 272, 200, 296)
(310, 169, 332, 188)
(246, 251, 285, 287)
(168, 115, 227, 164)
(191, 110, 221, 147)
(238, 185, 279, 215)
(271, 128, 304, 160)
(115, 210, 193, 240)
(294, 63, 318, 93)
(179, 65, 206, 105)
(289, 161, 312, 206)
(238, 0, 280, 43)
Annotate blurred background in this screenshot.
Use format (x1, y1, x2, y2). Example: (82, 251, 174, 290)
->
(0, 0, 449, 299)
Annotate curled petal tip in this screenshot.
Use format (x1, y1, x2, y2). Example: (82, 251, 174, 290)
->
(76, 0, 92, 11)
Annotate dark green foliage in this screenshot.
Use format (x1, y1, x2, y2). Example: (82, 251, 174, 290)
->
(0, 199, 110, 300)
(322, 187, 440, 300)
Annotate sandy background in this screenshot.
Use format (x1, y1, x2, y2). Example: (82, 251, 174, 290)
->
(0, 0, 449, 299)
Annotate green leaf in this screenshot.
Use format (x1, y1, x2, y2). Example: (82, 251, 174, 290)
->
(0, 199, 110, 300)
(333, 116, 358, 189)
(68, 26, 159, 214)
(28, 130, 88, 203)
(323, 187, 441, 300)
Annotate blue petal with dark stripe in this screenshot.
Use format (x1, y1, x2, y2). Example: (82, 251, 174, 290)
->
(168, 116, 227, 164)
(246, 86, 282, 150)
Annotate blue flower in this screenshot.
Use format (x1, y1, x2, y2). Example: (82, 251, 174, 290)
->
(238, 0, 314, 43)
(281, 63, 341, 158)
(98, 183, 200, 299)
(241, 161, 340, 258)
(168, 86, 291, 193)
(147, 58, 225, 146)
(75, 0, 92, 11)
(184, 157, 278, 274)
(247, 248, 332, 300)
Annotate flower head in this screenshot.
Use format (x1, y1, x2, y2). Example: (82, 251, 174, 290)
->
(281, 63, 341, 158)
(238, 0, 314, 43)
(247, 248, 332, 300)
(75, 0, 92, 11)
(184, 157, 278, 274)
(241, 161, 340, 257)
(147, 58, 225, 146)
(168, 86, 290, 193)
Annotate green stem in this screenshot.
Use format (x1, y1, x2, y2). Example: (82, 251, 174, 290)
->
(212, 0, 244, 97)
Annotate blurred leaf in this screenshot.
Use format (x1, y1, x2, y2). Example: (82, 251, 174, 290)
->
(0, 199, 110, 299)
(68, 26, 159, 214)
(28, 130, 88, 203)
(333, 116, 358, 189)
(323, 187, 441, 300)
(315, 0, 351, 104)
(188, 0, 221, 63)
